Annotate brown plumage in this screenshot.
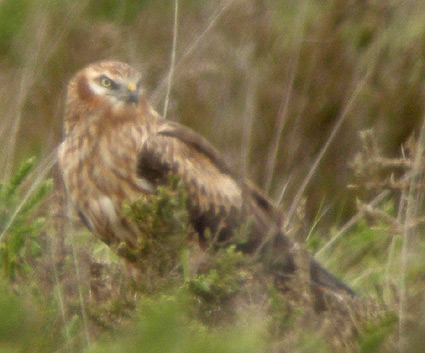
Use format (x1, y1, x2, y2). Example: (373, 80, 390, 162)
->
(58, 61, 354, 298)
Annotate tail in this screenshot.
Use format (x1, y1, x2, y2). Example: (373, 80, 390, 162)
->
(261, 231, 355, 298)
(242, 182, 356, 301)
(309, 257, 355, 296)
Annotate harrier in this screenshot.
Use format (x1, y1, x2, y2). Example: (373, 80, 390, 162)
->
(58, 61, 354, 297)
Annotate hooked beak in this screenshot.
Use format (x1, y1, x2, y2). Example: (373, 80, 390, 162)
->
(126, 82, 139, 105)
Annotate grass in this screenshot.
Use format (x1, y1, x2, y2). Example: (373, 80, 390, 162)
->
(1, 0, 425, 352)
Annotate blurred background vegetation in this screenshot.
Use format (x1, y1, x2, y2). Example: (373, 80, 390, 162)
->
(2, 0, 425, 224)
(1, 0, 425, 352)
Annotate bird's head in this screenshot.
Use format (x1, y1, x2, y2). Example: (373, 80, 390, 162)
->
(64, 61, 146, 135)
(78, 61, 143, 107)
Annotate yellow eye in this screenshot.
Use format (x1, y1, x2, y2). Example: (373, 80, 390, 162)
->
(100, 77, 112, 88)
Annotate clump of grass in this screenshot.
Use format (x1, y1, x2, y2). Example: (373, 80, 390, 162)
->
(356, 313, 398, 353)
(186, 245, 254, 325)
(87, 293, 268, 353)
(122, 175, 192, 290)
(0, 157, 52, 281)
(0, 278, 62, 353)
(124, 175, 190, 241)
(0, 158, 61, 352)
(188, 245, 246, 301)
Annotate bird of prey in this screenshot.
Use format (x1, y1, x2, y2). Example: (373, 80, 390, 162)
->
(58, 61, 354, 299)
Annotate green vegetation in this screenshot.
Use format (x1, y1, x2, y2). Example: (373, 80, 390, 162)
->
(0, 158, 52, 281)
(1, 0, 425, 352)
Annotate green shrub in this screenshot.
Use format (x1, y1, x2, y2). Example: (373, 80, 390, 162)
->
(0, 157, 52, 281)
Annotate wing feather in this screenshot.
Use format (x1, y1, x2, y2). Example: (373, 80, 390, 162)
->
(157, 121, 234, 176)
(137, 121, 244, 238)
(157, 123, 282, 219)
(137, 119, 285, 251)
